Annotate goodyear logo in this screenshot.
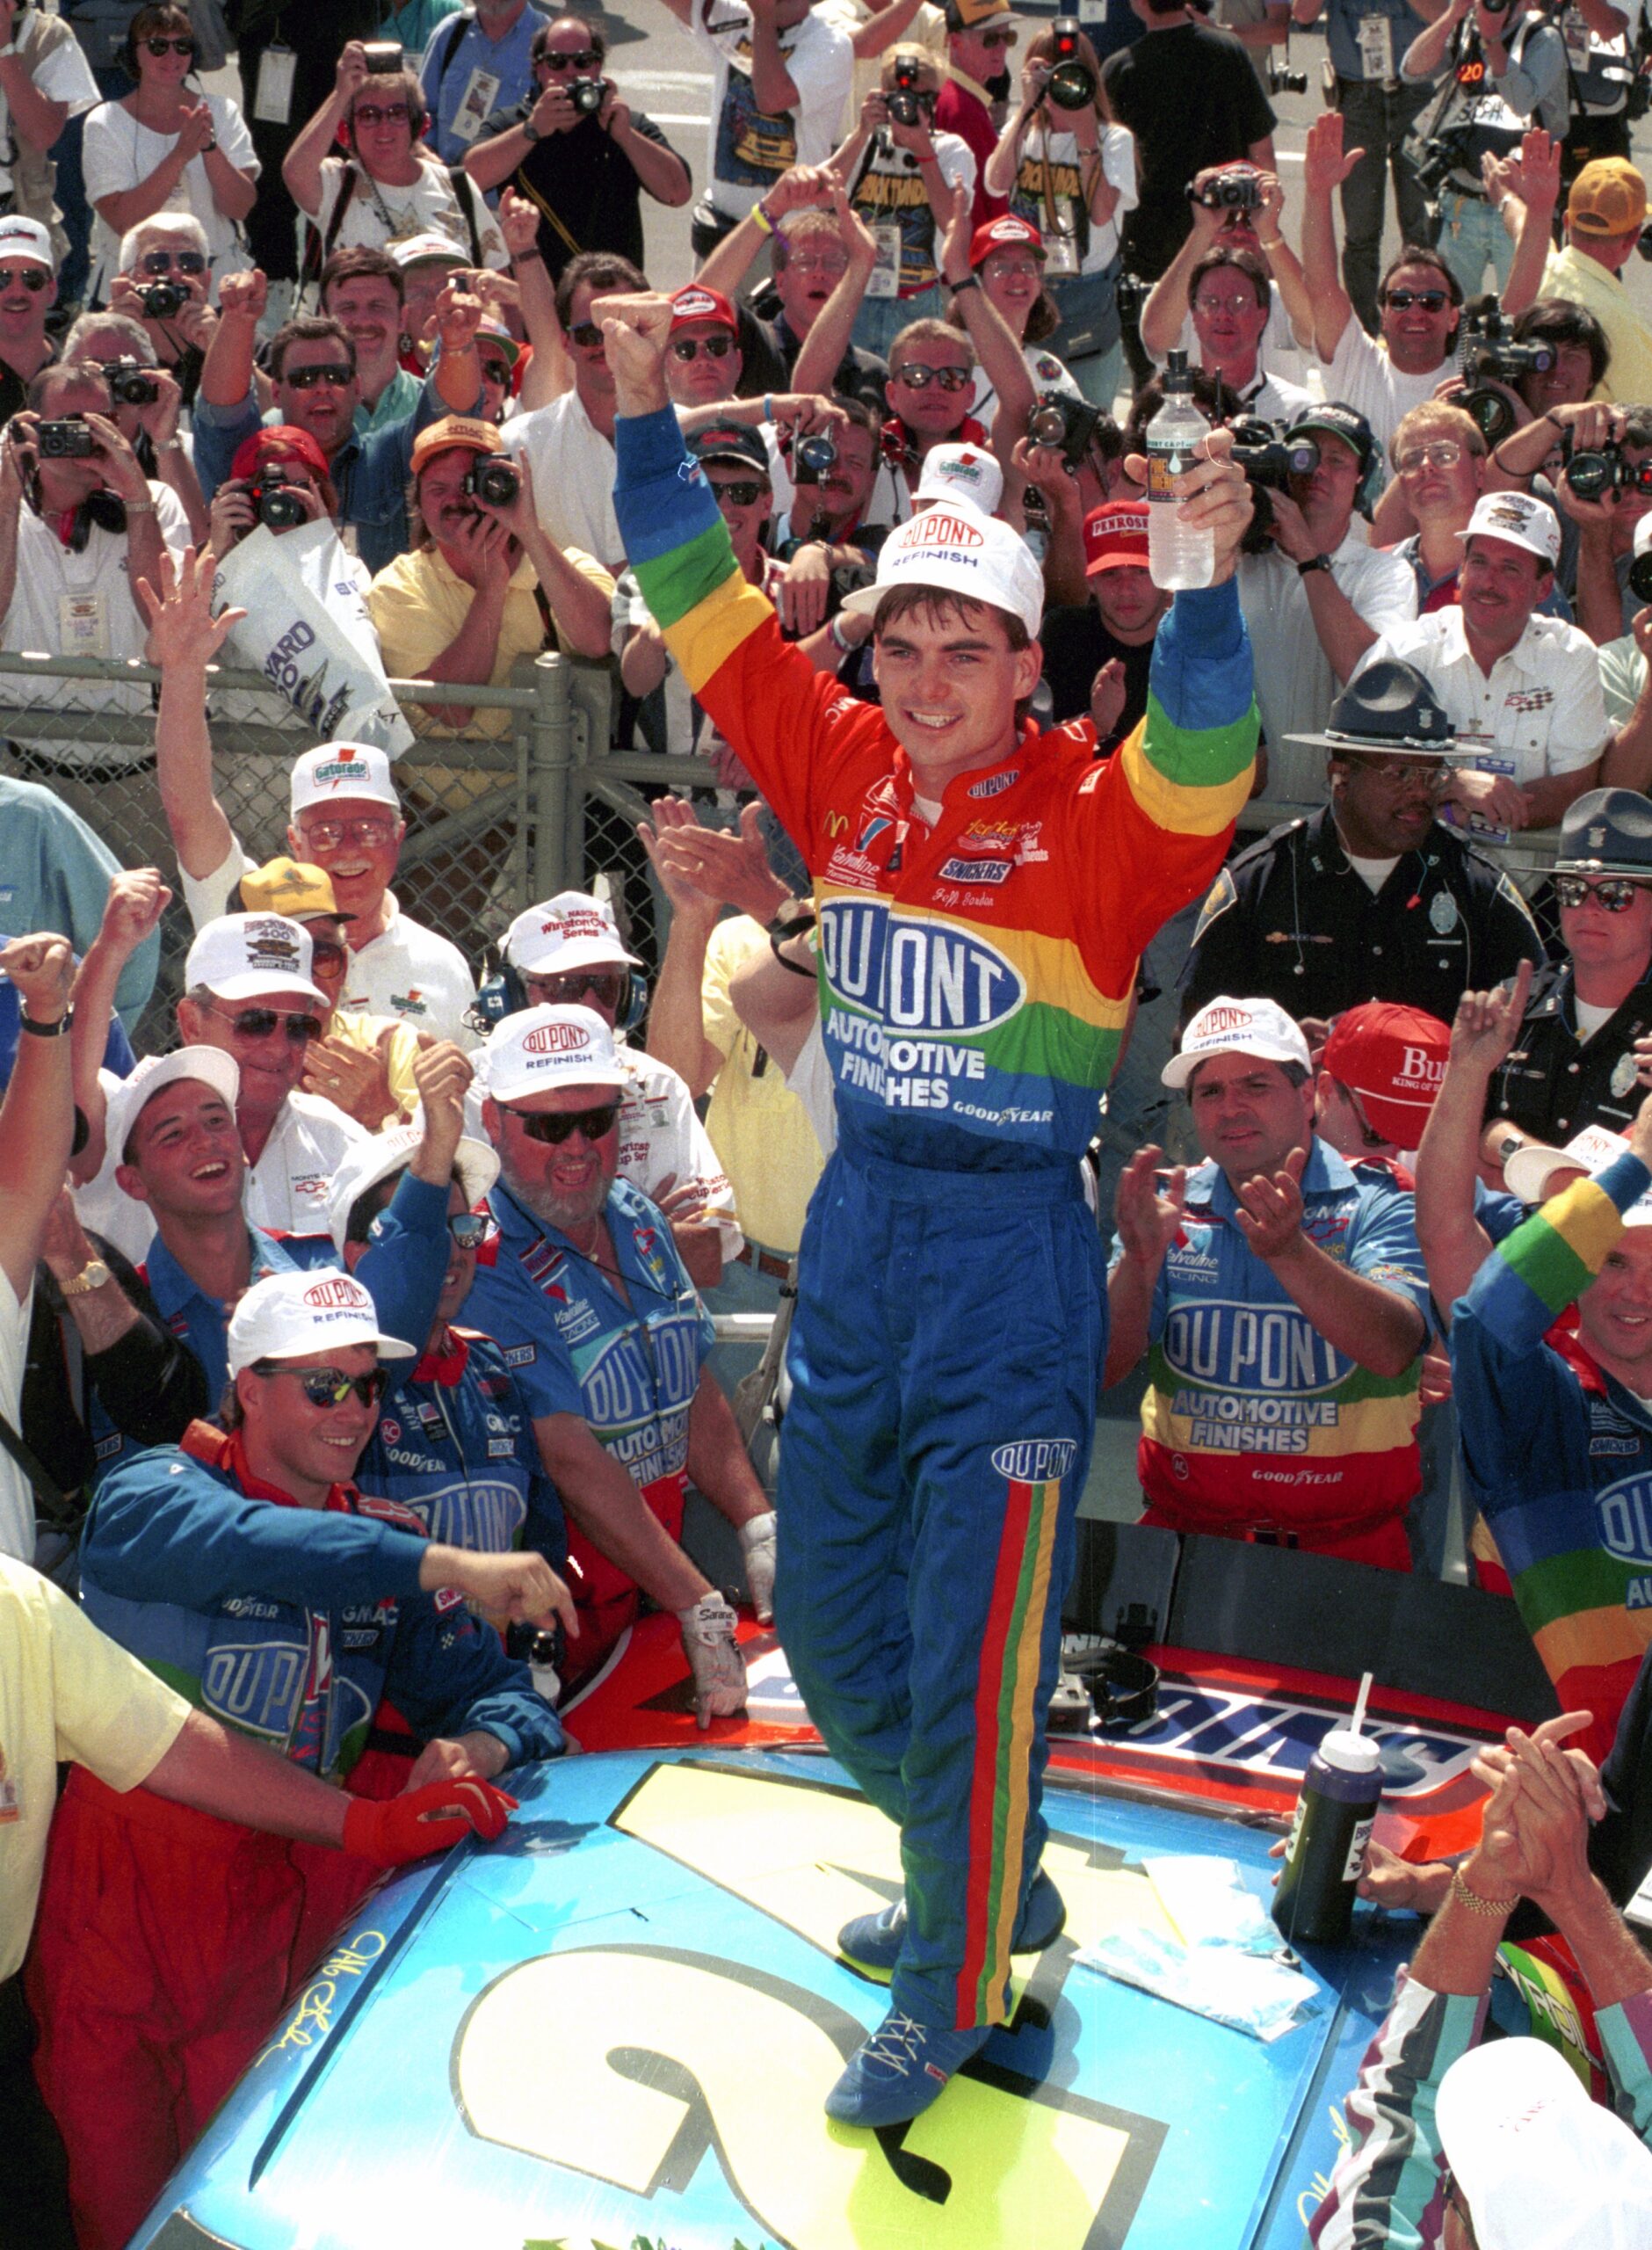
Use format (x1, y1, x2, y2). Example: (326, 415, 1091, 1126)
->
(819, 899, 1024, 1034)
(523, 1021, 591, 1055)
(1598, 1474, 1652, 1570)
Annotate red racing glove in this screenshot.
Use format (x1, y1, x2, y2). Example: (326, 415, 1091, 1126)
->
(342, 1775, 518, 1865)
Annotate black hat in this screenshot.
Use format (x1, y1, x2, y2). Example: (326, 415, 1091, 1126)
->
(1554, 787, 1652, 877)
(1284, 658, 1459, 759)
(1286, 402, 1378, 481)
(685, 424, 771, 475)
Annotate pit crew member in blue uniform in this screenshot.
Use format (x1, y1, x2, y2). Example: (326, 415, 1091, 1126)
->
(26, 1267, 574, 2250)
(598, 286, 1258, 2128)
(465, 1003, 776, 1724)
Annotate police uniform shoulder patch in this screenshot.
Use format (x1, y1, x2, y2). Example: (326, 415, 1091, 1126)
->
(1429, 890, 1459, 934)
(1195, 867, 1236, 935)
(1612, 1050, 1640, 1100)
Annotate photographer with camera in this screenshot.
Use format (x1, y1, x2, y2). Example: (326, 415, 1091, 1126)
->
(463, 18, 692, 289)
(63, 308, 206, 543)
(1138, 163, 1314, 391)
(1485, 397, 1652, 640)
(206, 424, 341, 557)
(1151, 242, 1315, 422)
(368, 415, 615, 737)
(1400, 0, 1569, 301)
(104, 215, 215, 417)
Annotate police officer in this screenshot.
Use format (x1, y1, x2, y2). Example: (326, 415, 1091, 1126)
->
(1490, 788, 1652, 1146)
(1181, 660, 1544, 1035)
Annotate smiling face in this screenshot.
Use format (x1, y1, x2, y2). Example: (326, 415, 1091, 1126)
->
(1558, 875, 1652, 984)
(289, 795, 403, 925)
(1187, 1053, 1315, 1185)
(272, 336, 359, 458)
(350, 79, 417, 180)
(177, 986, 322, 1123)
(115, 1077, 246, 1219)
(979, 246, 1041, 340)
(1459, 533, 1550, 656)
(1379, 262, 1460, 374)
(487, 1082, 621, 1237)
(872, 592, 1040, 788)
(134, 18, 195, 93)
(237, 1341, 381, 1502)
(888, 333, 975, 441)
(0, 250, 54, 348)
(1580, 1229, 1652, 1388)
(325, 272, 402, 390)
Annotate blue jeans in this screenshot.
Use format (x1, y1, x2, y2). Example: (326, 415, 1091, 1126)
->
(1334, 76, 1438, 334)
(1438, 189, 1516, 301)
(852, 283, 945, 365)
(53, 65, 129, 310)
(1046, 264, 1124, 415)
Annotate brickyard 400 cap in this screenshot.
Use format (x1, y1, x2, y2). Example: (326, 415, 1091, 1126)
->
(838, 502, 1045, 638)
(503, 890, 641, 976)
(1504, 1123, 1631, 1206)
(1163, 996, 1313, 1088)
(1322, 1001, 1451, 1148)
(185, 913, 329, 1007)
(290, 743, 401, 817)
(1459, 489, 1561, 569)
(1436, 2034, 1652, 2248)
(482, 1003, 627, 1102)
(227, 1268, 415, 1376)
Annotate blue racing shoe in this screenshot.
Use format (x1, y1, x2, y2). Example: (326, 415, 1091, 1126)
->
(837, 1868, 1067, 1980)
(824, 2009, 992, 2127)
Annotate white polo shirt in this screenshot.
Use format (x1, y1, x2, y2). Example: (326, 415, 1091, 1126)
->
(1239, 526, 1419, 804)
(502, 391, 623, 571)
(1357, 608, 1609, 788)
(616, 1042, 743, 1262)
(339, 894, 478, 1049)
(1320, 320, 1453, 457)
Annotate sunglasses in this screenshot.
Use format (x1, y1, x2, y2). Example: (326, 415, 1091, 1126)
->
(708, 477, 766, 506)
(479, 357, 513, 385)
(981, 26, 1018, 44)
(285, 361, 354, 390)
(527, 968, 627, 1008)
(141, 248, 207, 276)
(0, 266, 49, 293)
(504, 1100, 622, 1144)
(1383, 287, 1449, 311)
(300, 817, 395, 848)
(1336, 1083, 1391, 1151)
(253, 1362, 388, 1409)
(892, 362, 973, 391)
(1554, 874, 1651, 911)
(542, 47, 602, 68)
(448, 1210, 495, 1249)
(352, 100, 410, 126)
(672, 333, 734, 360)
(1395, 439, 1467, 472)
(142, 34, 196, 54)
(569, 320, 605, 348)
(207, 1002, 323, 1044)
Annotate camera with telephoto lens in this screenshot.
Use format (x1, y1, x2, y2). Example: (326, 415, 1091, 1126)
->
(36, 417, 96, 458)
(570, 75, 605, 113)
(888, 54, 924, 127)
(1268, 55, 1308, 92)
(464, 455, 521, 508)
(1189, 165, 1261, 213)
(1414, 123, 1479, 202)
(1563, 441, 1652, 502)
(139, 279, 187, 320)
(793, 431, 837, 484)
(360, 41, 403, 73)
(1029, 388, 1111, 474)
(1459, 299, 1554, 446)
(99, 357, 158, 407)
(1228, 414, 1319, 552)
(1046, 18, 1097, 109)
(248, 475, 308, 529)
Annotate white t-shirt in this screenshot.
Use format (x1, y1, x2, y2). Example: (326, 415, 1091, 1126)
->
(82, 90, 258, 303)
(784, 1017, 837, 1156)
(616, 1042, 743, 1259)
(1355, 608, 1610, 788)
(974, 338, 1082, 432)
(503, 390, 622, 570)
(0, 1269, 32, 1562)
(1007, 121, 1137, 279)
(849, 129, 975, 300)
(1347, 851, 1401, 893)
(313, 156, 508, 270)
(693, 0, 854, 221)
(1576, 996, 1616, 1039)
(1174, 279, 1309, 391)
(0, 25, 98, 200)
(1321, 317, 1451, 457)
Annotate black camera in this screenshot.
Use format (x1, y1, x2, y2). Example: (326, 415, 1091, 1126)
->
(360, 41, 403, 73)
(140, 279, 188, 320)
(570, 75, 605, 114)
(99, 357, 159, 407)
(1228, 414, 1318, 550)
(248, 475, 308, 529)
(1564, 443, 1652, 501)
(793, 431, 837, 484)
(1414, 124, 1477, 202)
(1189, 165, 1261, 213)
(464, 456, 521, 507)
(1115, 269, 1148, 316)
(1460, 299, 1554, 446)
(1029, 388, 1111, 473)
(888, 54, 924, 127)
(1629, 548, 1652, 605)
(1268, 55, 1308, 93)
(1046, 18, 1097, 109)
(36, 417, 96, 458)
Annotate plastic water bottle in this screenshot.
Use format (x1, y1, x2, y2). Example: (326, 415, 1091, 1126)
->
(1146, 349, 1214, 592)
(1272, 1674, 1385, 1948)
(529, 1629, 562, 1709)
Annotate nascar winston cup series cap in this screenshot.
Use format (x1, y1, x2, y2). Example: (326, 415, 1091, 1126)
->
(226, 1269, 416, 1376)
(290, 743, 401, 817)
(1163, 997, 1314, 1089)
(503, 891, 642, 976)
(839, 502, 1046, 638)
(1504, 1124, 1631, 1205)
(185, 914, 329, 1008)
(482, 1004, 627, 1103)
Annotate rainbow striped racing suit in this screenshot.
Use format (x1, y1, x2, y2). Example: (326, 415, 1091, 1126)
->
(613, 404, 1257, 2032)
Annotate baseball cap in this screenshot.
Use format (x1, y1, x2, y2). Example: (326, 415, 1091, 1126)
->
(238, 857, 354, 923)
(1504, 1123, 1631, 1205)
(1436, 2035, 1652, 2249)
(1569, 156, 1649, 237)
(1163, 996, 1313, 1089)
(185, 913, 329, 1007)
(1286, 403, 1378, 483)
(1083, 501, 1149, 576)
(410, 413, 505, 476)
(971, 214, 1045, 268)
(476, 317, 519, 367)
(1460, 489, 1561, 569)
(226, 1268, 416, 1377)
(946, 0, 1013, 29)
(290, 743, 401, 817)
(502, 890, 641, 976)
(482, 1003, 627, 1103)
(839, 500, 1046, 638)
(105, 1047, 241, 1166)
(324, 1120, 500, 1253)
(670, 283, 738, 335)
(914, 441, 1005, 514)
(228, 424, 330, 486)
(1286, 657, 1459, 760)
(686, 424, 771, 473)
(391, 232, 467, 269)
(0, 215, 53, 269)
(1554, 786, 1652, 878)
(1322, 1001, 1451, 1148)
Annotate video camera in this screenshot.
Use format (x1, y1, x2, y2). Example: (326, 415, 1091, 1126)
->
(1228, 414, 1318, 550)
(1563, 441, 1652, 502)
(1045, 18, 1097, 110)
(570, 76, 605, 114)
(99, 358, 158, 407)
(1029, 388, 1112, 473)
(888, 53, 926, 127)
(1188, 165, 1261, 214)
(1630, 545, 1652, 605)
(248, 475, 308, 529)
(464, 456, 521, 508)
(1459, 299, 1553, 446)
(139, 279, 188, 321)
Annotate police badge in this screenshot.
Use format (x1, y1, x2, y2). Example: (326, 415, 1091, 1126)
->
(1429, 891, 1459, 935)
(1612, 1050, 1640, 1101)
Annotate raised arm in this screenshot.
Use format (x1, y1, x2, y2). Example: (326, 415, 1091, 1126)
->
(199, 264, 262, 409)
(642, 797, 793, 1093)
(697, 163, 836, 301)
(1415, 962, 1532, 1323)
(0, 933, 76, 1306)
(137, 545, 243, 886)
(792, 185, 878, 398)
(1140, 187, 1224, 359)
(1232, 1146, 1428, 1375)
(936, 178, 1035, 447)
(1499, 129, 1562, 320)
(282, 39, 365, 217)
(1299, 109, 1360, 363)
(747, 0, 803, 117)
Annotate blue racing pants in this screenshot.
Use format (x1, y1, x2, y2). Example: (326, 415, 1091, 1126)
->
(773, 1143, 1105, 2032)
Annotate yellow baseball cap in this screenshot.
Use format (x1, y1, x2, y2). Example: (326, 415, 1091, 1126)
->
(1568, 156, 1648, 236)
(238, 857, 355, 923)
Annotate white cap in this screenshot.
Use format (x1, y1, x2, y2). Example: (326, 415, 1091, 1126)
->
(290, 743, 400, 817)
(914, 442, 1005, 516)
(502, 891, 641, 977)
(1459, 490, 1561, 570)
(482, 1004, 627, 1104)
(0, 215, 54, 268)
(1163, 996, 1314, 1089)
(225, 1268, 416, 1376)
(1436, 2036, 1652, 2249)
(391, 231, 467, 269)
(105, 1048, 241, 1165)
(324, 1121, 500, 1253)
(839, 500, 1045, 639)
(1504, 1124, 1631, 1205)
(185, 913, 329, 1007)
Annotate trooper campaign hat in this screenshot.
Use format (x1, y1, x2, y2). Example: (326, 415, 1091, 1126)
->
(1553, 787, 1652, 879)
(1284, 658, 1459, 759)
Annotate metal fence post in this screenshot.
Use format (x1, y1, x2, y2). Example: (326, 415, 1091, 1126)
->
(527, 650, 575, 897)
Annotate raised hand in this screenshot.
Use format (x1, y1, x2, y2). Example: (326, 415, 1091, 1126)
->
(1113, 1144, 1187, 1269)
(0, 933, 75, 1024)
(1303, 110, 1364, 201)
(1448, 956, 1534, 1078)
(1233, 1144, 1308, 1260)
(135, 544, 245, 666)
(96, 868, 171, 963)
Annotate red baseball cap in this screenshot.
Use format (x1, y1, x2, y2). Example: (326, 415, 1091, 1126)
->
(228, 424, 330, 485)
(970, 214, 1044, 268)
(670, 283, 738, 335)
(1083, 502, 1148, 577)
(1322, 1000, 1451, 1149)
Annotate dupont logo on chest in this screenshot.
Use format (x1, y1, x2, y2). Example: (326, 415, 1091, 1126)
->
(819, 899, 1025, 1034)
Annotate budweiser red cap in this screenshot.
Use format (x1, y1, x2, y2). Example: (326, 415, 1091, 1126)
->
(1322, 1001, 1451, 1148)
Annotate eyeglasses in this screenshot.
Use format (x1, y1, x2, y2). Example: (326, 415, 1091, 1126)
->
(479, 358, 513, 385)
(448, 1210, 495, 1249)
(1192, 291, 1262, 316)
(352, 101, 410, 126)
(1554, 874, 1651, 912)
(0, 266, 49, 293)
(671, 333, 735, 360)
(504, 1100, 622, 1144)
(140, 248, 206, 276)
(206, 1002, 324, 1043)
(252, 1362, 388, 1409)
(1395, 439, 1468, 473)
(527, 968, 627, 1009)
(299, 817, 396, 848)
(284, 362, 354, 390)
(541, 47, 602, 69)
(892, 363, 973, 391)
(980, 26, 1018, 45)
(1334, 1082, 1391, 1150)
(708, 477, 766, 507)
(568, 321, 604, 348)
(1382, 287, 1449, 311)
(142, 35, 196, 54)
(305, 938, 348, 976)
(786, 251, 849, 278)
(1356, 757, 1451, 792)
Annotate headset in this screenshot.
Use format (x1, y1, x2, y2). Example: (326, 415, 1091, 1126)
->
(466, 947, 649, 1039)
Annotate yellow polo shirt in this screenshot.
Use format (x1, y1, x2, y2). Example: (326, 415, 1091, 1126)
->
(1540, 243, 1652, 405)
(701, 915, 825, 1257)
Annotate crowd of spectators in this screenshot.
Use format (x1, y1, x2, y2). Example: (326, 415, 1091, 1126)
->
(5, 0, 1652, 2239)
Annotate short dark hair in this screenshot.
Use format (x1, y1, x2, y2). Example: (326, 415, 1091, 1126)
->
(1511, 297, 1612, 391)
(1379, 245, 1462, 308)
(322, 244, 404, 309)
(554, 250, 646, 331)
(1125, 365, 1234, 450)
(29, 361, 110, 415)
(871, 585, 1037, 724)
(1188, 244, 1270, 314)
(270, 316, 357, 383)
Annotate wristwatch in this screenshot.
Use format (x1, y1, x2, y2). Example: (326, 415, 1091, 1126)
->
(1296, 554, 1333, 577)
(521, 117, 543, 143)
(60, 1259, 112, 1298)
(19, 1007, 70, 1036)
